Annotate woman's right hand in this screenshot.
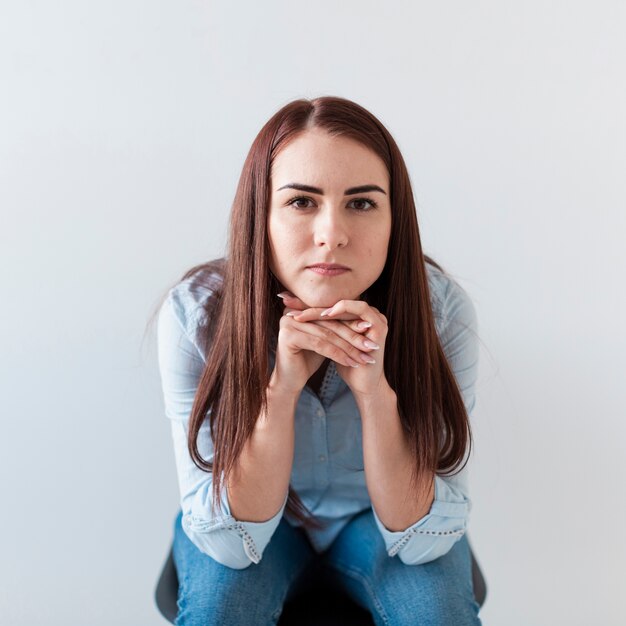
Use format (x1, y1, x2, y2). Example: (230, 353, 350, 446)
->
(269, 294, 376, 396)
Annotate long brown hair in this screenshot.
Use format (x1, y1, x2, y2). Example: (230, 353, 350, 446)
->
(158, 96, 476, 529)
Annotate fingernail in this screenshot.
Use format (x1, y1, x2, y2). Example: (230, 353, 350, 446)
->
(357, 321, 372, 329)
(277, 292, 289, 299)
(363, 340, 380, 350)
(320, 307, 334, 317)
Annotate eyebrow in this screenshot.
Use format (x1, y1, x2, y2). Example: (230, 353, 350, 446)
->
(276, 183, 387, 196)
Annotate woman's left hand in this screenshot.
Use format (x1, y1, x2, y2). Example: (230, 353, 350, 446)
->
(278, 292, 390, 398)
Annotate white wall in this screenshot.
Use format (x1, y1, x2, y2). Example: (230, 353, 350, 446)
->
(1, 2, 624, 624)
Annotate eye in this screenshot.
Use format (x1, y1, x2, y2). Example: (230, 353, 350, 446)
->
(286, 195, 379, 211)
(286, 195, 315, 210)
(348, 198, 378, 211)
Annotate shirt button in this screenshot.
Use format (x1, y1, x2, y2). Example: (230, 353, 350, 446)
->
(318, 455, 326, 462)
(316, 409, 324, 417)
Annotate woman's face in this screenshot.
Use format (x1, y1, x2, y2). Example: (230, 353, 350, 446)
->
(268, 128, 392, 309)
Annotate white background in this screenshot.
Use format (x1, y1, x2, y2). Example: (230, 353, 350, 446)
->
(1, 2, 624, 625)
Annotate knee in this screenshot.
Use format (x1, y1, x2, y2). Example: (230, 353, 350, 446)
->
(379, 586, 481, 626)
(419, 595, 481, 626)
(176, 568, 284, 626)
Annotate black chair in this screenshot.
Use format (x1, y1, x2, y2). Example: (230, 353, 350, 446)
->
(154, 534, 487, 624)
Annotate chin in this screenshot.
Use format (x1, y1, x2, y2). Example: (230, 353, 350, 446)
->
(297, 286, 364, 309)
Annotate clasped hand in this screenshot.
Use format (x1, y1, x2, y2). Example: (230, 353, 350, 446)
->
(277, 291, 389, 398)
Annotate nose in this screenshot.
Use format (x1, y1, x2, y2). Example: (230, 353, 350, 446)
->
(312, 207, 349, 249)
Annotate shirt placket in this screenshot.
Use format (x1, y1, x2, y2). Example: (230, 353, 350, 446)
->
(308, 361, 340, 489)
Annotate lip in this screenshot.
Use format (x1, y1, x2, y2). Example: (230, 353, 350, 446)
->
(307, 266, 350, 276)
(306, 263, 350, 270)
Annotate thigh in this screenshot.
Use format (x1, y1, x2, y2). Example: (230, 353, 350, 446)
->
(172, 510, 316, 626)
(321, 509, 482, 626)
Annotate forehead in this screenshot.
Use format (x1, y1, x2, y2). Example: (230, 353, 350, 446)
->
(271, 128, 389, 189)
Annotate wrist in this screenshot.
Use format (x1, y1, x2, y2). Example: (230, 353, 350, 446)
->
(267, 374, 302, 405)
(354, 378, 396, 411)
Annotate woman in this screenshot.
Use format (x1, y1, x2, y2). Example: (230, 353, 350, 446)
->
(156, 96, 482, 625)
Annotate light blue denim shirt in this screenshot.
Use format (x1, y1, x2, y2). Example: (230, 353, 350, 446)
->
(156, 262, 479, 570)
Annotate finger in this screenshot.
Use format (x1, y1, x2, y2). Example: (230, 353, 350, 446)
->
(291, 306, 375, 333)
(291, 307, 360, 323)
(279, 296, 306, 318)
(298, 301, 387, 345)
(322, 300, 385, 330)
(284, 307, 316, 318)
(286, 308, 370, 335)
(310, 319, 381, 353)
(282, 321, 362, 367)
(279, 291, 346, 319)
(348, 319, 374, 332)
(286, 318, 377, 366)
(277, 291, 308, 311)
(311, 317, 372, 333)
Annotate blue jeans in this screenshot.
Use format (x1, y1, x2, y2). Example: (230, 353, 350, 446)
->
(172, 508, 482, 625)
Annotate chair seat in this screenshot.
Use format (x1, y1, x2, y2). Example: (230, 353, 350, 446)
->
(155, 535, 487, 624)
(278, 568, 375, 626)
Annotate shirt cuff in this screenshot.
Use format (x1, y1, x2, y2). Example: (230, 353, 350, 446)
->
(230, 491, 289, 563)
(371, 475, 471, 565)
(184, 487, 289, 566)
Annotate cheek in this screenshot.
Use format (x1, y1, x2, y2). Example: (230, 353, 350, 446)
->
(267, 224, 287, 275)
(361, 235, 390, 278)
(362, 232, 389, 259)
(269, 227, 302, 268)
(273, 223, 305, 251)
(375, 222, 392, 259)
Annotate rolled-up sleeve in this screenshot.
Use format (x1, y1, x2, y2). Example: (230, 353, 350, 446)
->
(372, 277, 479, 566)
(157, 290, 287, 569)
